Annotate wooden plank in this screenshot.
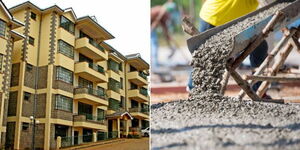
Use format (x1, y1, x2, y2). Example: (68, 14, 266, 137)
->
(238, 28, 297, 99)
(245, 75, 300, 82)
(256, 42, 294, 97)
(181, 16, 200, 36)
(226, 62, 260, 101)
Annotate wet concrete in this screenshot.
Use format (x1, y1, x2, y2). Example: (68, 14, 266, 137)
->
(151, 2, 300, 150)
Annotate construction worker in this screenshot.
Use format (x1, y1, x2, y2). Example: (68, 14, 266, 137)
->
(188, 0, 270, 97)
(151, 0, 177, 69)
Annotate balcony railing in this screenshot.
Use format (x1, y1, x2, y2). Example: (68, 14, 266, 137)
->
(89, 39, 105, 52)
(76, 112, 105, 124)
(75, 87, 106, 100)
(139, 88, 148, 96)
(108, 98, 120, 111)
(97, 131, 118, 141)
(138, 72, 147, 80)
(129, 107, 149, 115)
(61, 134, 93, 148)
(87, 62, 105, 74)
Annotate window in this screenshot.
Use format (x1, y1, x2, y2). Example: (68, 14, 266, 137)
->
(55, 94, 73, 112)
(60, 16, 74, 34)
(58, 40, 74, 58)
(120, 96, 125, 108)
(120, 78, 123, 89)
(0, 19, 6, 37)
(29, 36, 34, 45)
(56, 67, 73, 84)
(31, 12, 36, 20)
(130, 82, 138, 90)
(119, 63, 122, 71)
(24, 92, 31, 101)
(108, 59, 119, 73)
(22, 122, 29, 131)
(130, 65, 137, 72)
(0, 54, 3, 71)
(108, 78, 120, 93)
(108, 98, 120, 111)
(26, 63, 33, 72)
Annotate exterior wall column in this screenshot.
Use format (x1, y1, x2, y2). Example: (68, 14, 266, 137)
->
(14, 62, 26, 149)
(44, 65, 54, 150)
(126, 120, 129, 137)
(117, 118, 120, 138)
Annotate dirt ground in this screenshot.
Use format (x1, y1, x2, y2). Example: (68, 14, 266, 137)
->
(78, 138, 149, 150)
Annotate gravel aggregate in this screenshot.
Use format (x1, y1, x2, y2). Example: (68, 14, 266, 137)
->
(151, 3, 300, 150)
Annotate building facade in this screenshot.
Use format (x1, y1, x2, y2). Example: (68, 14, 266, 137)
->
(0, 0, 24, 149)
(0, 1, 149, 150)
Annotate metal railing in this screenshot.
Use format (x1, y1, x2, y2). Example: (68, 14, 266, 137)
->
(97, 131, 118, 141)
(139, 88, 148, 96)
(88, 63, 105, 74)
(129, 107, 149, 115)
(138, 71, 148, 80)
(108, 98, 120, 111)
(75, 87, 107, 100)
(77, 112, 105, 124)
(60, 134, 93, 148)
(89, 39, 105, 52)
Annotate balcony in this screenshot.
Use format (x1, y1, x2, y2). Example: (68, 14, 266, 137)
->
(73, 114, 106, 130)
(128, 71, 148, 86)
(75, 61, 107, 83)
(75, 37, 108, 61)
(128, 88, 149, 103)
(74, 87, 108, 106)
(129, 107, 149, 119)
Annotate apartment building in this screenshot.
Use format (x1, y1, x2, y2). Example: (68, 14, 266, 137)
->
(0, 0, 24, 148)
(0, 1, 149, 150)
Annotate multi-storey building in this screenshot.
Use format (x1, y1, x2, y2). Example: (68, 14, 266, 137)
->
(0, 1, 149, 150)
(0, 0, 24, 148)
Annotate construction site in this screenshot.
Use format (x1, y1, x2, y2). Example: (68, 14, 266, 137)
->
(151, 0, 300, 149)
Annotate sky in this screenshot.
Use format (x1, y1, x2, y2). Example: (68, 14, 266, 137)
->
(3, 0, 150, 63)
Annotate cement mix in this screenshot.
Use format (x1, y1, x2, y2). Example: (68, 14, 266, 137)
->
(151, 2, 300, 150)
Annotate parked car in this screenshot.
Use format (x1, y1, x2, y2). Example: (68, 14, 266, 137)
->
(141, 127, 149, 137)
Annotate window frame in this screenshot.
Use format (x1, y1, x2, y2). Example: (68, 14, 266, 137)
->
(58, 39, 74, 59)
(0, 54, 3, 71)
(30, 12, 36, 20)
(56, 66, 73, 84)
(55, 94, 73, 112)
(28, 36, 34, 45)
(0, 19, 6, 37)
(23, 92, 31, 101)
(60, 16, 75, 35)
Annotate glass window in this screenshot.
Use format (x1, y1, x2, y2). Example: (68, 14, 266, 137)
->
(29, 36, 34, 45)
(120, 78, 123, 89)
(58, 40, 74, 58)
(22, 123, 29, 131)
(119, 63, 122, 71)
(56, 66, 73, 84)
(24, 92, 31, 101)
(31, 12, 36, 20)
(108, 78, 120, 93)
(55, 94, 73, 112)
(0, 54, 3, 71)
(60, 16, 74, 34)
(108, 59, 119, 73)
(0, 20, 6, 37)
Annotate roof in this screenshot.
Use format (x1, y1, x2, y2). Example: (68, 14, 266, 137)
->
(77, 16, 114, 40)
(0, 0, 24, 28)
(106, 111, 133, 120)
(126, 53, 149, 67)
(9, 1, 64, 14)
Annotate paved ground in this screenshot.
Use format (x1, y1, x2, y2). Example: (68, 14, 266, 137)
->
(78, 138, 149, 150)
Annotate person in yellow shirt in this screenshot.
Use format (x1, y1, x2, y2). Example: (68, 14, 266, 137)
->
(188, 0, 270, 98)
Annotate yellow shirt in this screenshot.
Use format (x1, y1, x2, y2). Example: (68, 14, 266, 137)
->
(200, 0, 259, 26)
